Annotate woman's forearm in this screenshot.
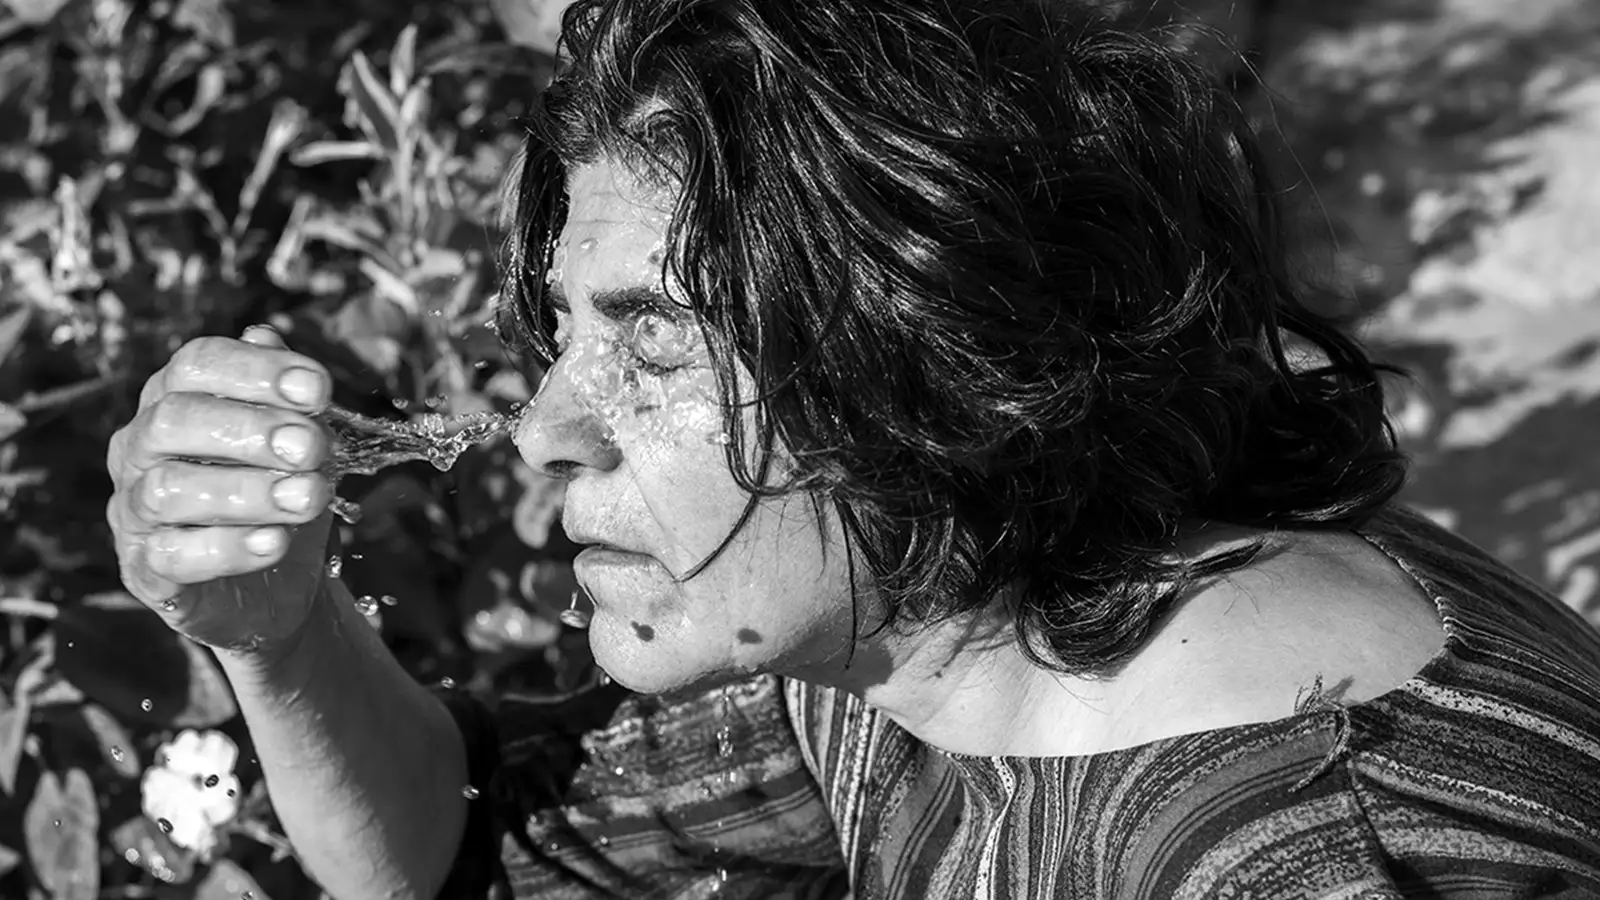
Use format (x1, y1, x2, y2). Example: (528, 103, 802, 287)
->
(216, 577, 470, 900)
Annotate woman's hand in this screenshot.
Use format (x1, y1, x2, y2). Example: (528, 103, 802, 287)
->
(107, 325, 337, 654)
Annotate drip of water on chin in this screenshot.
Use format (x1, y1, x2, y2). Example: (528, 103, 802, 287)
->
(319, 403, 516, 523)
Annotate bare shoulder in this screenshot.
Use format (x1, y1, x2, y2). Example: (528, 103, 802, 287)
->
(1110, 527, 1448, 746)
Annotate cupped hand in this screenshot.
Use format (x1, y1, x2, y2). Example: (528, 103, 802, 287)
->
(107, 325, 337, 654)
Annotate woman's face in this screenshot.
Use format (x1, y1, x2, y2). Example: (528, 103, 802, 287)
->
(512, 160, 857, 694)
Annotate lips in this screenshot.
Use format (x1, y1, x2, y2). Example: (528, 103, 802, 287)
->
(563, 530, 647, 557)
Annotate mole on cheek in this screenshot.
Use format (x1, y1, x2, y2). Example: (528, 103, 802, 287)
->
(632, 622, 656, 642)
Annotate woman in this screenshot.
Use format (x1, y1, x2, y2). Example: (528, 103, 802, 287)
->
(105, 0, 1600, 897)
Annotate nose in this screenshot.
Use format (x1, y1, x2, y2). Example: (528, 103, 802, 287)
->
(513, 356, 623, 480)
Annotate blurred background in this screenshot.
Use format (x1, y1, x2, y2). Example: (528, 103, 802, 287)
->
(0, 0, 1596, 897)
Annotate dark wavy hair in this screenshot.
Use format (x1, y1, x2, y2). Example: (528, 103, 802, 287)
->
(498, 0, 1408, 676)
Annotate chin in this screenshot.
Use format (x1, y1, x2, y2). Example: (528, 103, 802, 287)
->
(586, 618, 750, 697)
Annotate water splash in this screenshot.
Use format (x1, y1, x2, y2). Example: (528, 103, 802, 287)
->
(320, 404, 514, 522)
(323, 404, 512, 478)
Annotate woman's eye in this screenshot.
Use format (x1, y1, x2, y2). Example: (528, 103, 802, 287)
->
(630, 314, 694, 374)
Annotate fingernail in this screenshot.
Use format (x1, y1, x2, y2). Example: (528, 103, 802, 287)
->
(241, 324, 278, 346)
(245, 528, 281, 556)
(272, 474, 315, 513)
(271, 425, 314, 466)
(277, 367, 324, 407)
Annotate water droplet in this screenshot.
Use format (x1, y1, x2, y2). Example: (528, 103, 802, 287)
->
(243, 892, 254, 900)
(354, 595, 380, 616)
(597, 835, 610, 847)
(461, 785, 480, 800)
(227, 788, 237, 797)
(123, 848, 140, 864)
(380, 594, 399, 606)
(204, 774, 219, 788)
(159, 599, 177, 612)
(330, 495, 363, 524)
(598, 671, 613, 687)
(110, 747, 124, 762)
(391, 397, 410, 411)
(716, 726, 734, 759)
(612, 766, 625, 777)
(424, 394, 446, 409)
(438, 676, 456, 690)
(325, 555, 343, 579)
(717, 867, 729, 883)
(707, 431, 732, 446)
(156, 818, 173, 834)
(578, 237, 599, 252)
(52, 819, 60, 828)
(140, 698, 153, 712)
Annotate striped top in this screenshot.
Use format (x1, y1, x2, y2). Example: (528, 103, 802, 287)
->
(441, 508, 1600, 898)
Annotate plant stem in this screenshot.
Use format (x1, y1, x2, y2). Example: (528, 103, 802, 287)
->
(0, 597, 59, 620)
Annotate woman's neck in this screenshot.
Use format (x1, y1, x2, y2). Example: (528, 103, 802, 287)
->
(788, 603, 1128, 758)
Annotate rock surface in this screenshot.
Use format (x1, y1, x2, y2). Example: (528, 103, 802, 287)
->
(1253, 0, 1600, 623)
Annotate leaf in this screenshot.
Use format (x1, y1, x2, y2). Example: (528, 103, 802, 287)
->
(0, 404, 24, 442)
(297, 208, 389, 259)
(109, 815, 196, 885)
(0, 0, 72, 26)
(171, 0, 235, 47)
(0, 694, 31, 796)
(23, 769, 98, 900)
(344, 51, 403, 154)
(489, 0, 567, 55)
(390, 24, 418, 97)
(195, 858, 271, 900)
(80, 703, 140, 778)
(359, 257, 418, 312)
(0, 304, 31, 365)
(54, 592, 238, 728)
(170, 637, 239, 728)
(0, 842, 19, 876)
(290, 140, 385, 168)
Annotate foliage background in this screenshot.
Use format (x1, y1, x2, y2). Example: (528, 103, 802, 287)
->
(0, 0, 1596, 897)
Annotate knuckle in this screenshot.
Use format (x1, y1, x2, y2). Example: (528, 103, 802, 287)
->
(106, 427, 126, 475)
(136, 466, 168, 519)
(138, 365, 170, 409)
(105, 495, 126, 536)
(174, 336, 222, 369)
(146, 393, 194, 439)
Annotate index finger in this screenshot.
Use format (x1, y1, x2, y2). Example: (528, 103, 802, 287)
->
(144, 331, 330, 414)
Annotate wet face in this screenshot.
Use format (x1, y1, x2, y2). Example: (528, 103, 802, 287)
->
(512, 160, 856, 694)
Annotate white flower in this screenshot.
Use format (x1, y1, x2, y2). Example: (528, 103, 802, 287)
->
(140, 729, 242, 855)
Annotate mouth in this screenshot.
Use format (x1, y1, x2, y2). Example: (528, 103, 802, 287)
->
(572, 544, 663, 600)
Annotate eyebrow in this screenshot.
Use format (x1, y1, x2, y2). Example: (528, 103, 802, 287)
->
(547, 281, 689, 323)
